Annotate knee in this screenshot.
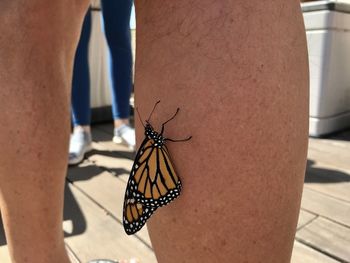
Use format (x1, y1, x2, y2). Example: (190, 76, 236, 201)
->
(1, 0, 89, 46)
(1, 0, 89, 24)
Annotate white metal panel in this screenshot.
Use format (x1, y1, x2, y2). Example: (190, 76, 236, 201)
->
(88, 10, 112, 109)
(307, 29, 350, 118)
(88, 8, 136, 110)
(304, 10, 350, 29)
(304, 9, 350, 136)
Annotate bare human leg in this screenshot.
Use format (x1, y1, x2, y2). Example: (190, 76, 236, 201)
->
(0, 1, 88, 262)
(134, 0, 309, 262)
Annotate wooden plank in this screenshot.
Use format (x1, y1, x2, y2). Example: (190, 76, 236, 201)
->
(296, 217, 350, 262)
(67, 168, 152, 244)
(309, 136, 350, 153)
(64, 183, 157, 263)
(0, 237, 81, 262)
(67, 159, 107, 182)
(305, 160, 350, 202)
(291, 241, 339, 263)
(297, 209, 317, 230)
(87, 150, 132, 184)
(91, 127, 135, 160)
(68, 128, 152, 244)
(301, 188, 350, 227)
(308, 138, 350, 172)
(66, 244, 80, 263)
(0, 246, 11, 263)
(87, 126, 136, 185)
(88, 129, 135, 179)
(305, 183, 350, 204)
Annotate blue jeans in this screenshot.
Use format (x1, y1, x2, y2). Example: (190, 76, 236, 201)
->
(72, 0, 133, 126)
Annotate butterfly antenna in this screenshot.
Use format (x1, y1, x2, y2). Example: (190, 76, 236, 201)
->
(135, 107, 145, 128)
(161, 108, 180, 134)
(147, 100, 161, 123)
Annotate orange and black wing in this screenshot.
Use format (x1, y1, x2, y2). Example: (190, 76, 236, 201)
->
(123, 195, 156, 235)
(129, 139, 181, 208)
(123, 136, 182, 234)
(123, 137, 156, 235)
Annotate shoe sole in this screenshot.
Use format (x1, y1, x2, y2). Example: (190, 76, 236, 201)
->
(113, 136, 135, 150)
(68, 144, 93, 166)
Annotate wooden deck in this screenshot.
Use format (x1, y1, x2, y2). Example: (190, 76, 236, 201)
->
(0, 123, 349, 262)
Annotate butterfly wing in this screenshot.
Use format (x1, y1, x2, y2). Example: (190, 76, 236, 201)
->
(123, 137, 157, 235)
(123, 194, 156, 235)
(129, 139, 182, 208)
(123, 136, 182, 234)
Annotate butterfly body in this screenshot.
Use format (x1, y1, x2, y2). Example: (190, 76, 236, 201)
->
(123, 103, 191, 235)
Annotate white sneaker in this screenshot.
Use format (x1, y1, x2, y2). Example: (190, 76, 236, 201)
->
(68, 130, 92, 165)
(113, 124, 136, 150)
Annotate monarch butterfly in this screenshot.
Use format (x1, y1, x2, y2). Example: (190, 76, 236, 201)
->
(123, 101, 191, 235)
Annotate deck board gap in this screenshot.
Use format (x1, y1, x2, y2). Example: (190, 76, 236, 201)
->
(303, 186, 350, 204)
(65, 242, 81, 263)
(66, 180, 120, 223)
(295, 237, 347, 263)
(66, 179, 154, 250)
(85, 158, 129, 184)
(300, 207, 350, 230)
(297, 214, 319, 231)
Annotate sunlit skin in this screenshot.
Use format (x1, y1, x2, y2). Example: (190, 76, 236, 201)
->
(135, 0, 309, 262)
(0, 1, 90, 262)
(0, 0, 308, 262)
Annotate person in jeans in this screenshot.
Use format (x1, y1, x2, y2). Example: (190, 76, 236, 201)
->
(70, 1, 135, 165)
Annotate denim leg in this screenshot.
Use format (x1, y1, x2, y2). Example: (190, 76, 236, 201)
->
(71, 9, 92, 126)
(101, 0, 133, 120)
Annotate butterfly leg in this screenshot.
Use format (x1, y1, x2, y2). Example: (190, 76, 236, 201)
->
(160, 108, 180, 134)
(165, 136, 192, 143)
